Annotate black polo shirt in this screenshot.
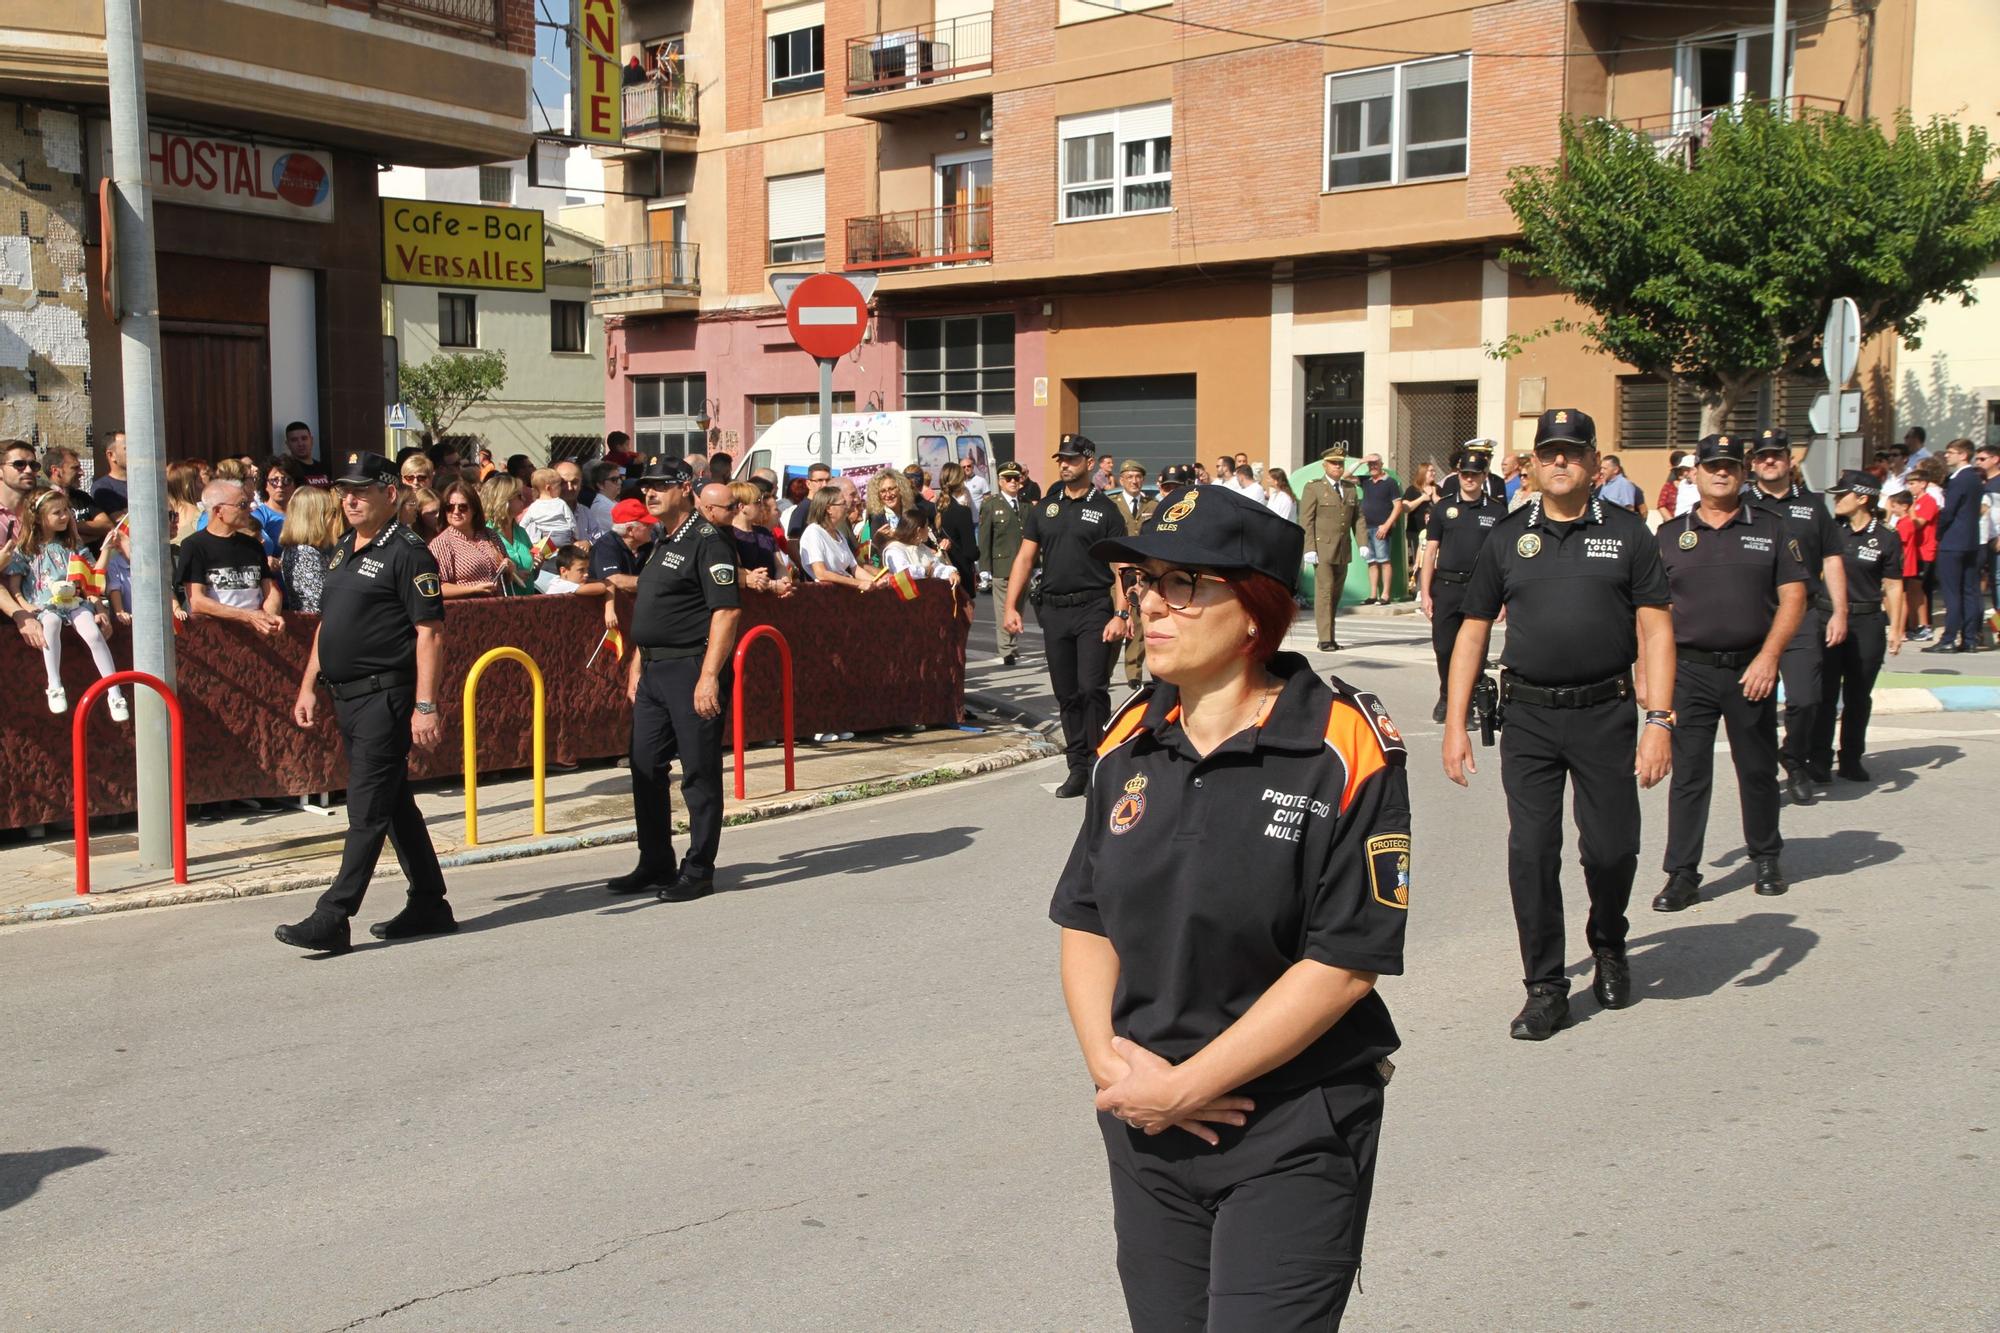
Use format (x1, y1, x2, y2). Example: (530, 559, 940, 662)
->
(1834, 516, 1902, 607)
(1020, 484, 1120, 597)
(1462, 497, 1670, 685)
(589, 529, 650, 582)
(1050, 653, 1408, 1095)
(631, 511, 740, 653)
(1657, 503, 1808, 651)
(1422, 483, 1503, 574)
(1746, 483, 1844, 597)
(315, 520, 444, 683)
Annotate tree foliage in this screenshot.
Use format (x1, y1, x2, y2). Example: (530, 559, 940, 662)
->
(400, 349, 508, 445)
(1502, 106, 2000, 430)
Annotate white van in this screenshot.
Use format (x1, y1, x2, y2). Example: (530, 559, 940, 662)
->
(735, 410, 995, 508)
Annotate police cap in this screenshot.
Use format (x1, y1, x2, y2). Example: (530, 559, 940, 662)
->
(1089, 484, 1306, 593)
(996, 461, 1025, 479)
(638, 453, 694, 484)
(1158, 463, 1196, 486)
(1533, 408, 1596, 448)
(331, 452, 398, 488)
(1825, 468, 1882, 498)
(1452, 437, 1497, 471)
(1054, 433, 1095, 458)
(1752, 428, 1791, 455)
(1695, 433, 1749, 466)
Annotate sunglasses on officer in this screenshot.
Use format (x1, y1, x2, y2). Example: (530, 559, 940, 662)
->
(1117, 566, 1229, 611)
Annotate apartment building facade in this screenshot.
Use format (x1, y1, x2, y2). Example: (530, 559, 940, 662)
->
(0, 0, 534, 466)
(593, 0, 1918, 489)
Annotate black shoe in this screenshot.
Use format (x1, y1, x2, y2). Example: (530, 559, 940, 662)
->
(1921, 640, 1964, 653)
(1055, 770, 1089, 799)
(1837, 759, 1871, 782)
(1591, 950, 1632, 1010)
(1431, 697, 1448, 724)
(275, 910, 351, 955)
(1784, 770, 1816, 805)
(1509, 986, 1569, 1041)
(369, 898, 457, 940)
(656, 872, 714, 903)
(1754, 856, 1788, 896)
(607, 866, 676, 894)
(1002, 653, 1017, 667)
(1806, 761, 1833, 784)
(1652, 872, 1701, 912)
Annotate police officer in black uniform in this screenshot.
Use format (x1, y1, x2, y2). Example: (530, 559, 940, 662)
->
(277, 452, 451, 956)
(1810, 469, 1906, 782)
(1443, 409, 1677, 1040)
(1744, 428, 1848, 805)
(1654, 433, 1809, 911)
(1419, 438, 1503, 723)
(1001, 433, 1130, 798)
(607, 455, 742, 902)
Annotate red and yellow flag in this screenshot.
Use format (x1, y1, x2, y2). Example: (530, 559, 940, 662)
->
(888, 569, 920, 601)
(66, 552, 104, 599)
(586, 623, 624, 671)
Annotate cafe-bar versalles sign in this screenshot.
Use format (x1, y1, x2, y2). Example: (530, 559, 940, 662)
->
(380, 199, 545, 292)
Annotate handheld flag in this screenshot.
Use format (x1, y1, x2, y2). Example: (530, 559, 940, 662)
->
(585, 624, 625, 671)
(889, 569, 919, 601)
(67, 552, 105, 600)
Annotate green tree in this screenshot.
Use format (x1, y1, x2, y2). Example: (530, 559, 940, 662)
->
(1501, 106, 2000, 433)
(399, 349, 508, 446)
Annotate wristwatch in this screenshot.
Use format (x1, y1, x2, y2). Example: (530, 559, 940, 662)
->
(1115, 609, 1131, 622)
(1644, 708, 1676, 732)
(414, 701, 438, 715)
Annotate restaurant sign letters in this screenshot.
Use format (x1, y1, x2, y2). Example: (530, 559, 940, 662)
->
(142, 130, 336, 222)
(380, 200, 545, 293)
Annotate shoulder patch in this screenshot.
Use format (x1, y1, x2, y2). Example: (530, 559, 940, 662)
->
(413, 572, 441, 599)
(1325, 677, 1407, 762)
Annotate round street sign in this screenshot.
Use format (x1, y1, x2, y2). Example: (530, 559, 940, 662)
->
(784, 272, 870, 361)
(1823, 296, 1861, 390)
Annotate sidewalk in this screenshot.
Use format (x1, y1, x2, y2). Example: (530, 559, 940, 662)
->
(1, 716, 1059, 926)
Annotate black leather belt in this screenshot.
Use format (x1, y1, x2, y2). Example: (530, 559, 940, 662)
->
(1678, 646, 1756, 669)
(1042, 589, 1110, 608)
(1501, 674, 1632, 709)
(1432, 569, 1472, 585)
(1848, 600, 1883, 616)
(1811, 593, 1834, 613)
(638, 644, 705, 662)
(323, 670, 413, 701)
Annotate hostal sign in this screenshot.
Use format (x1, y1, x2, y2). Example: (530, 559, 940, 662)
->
(380, 199, 545, 293)
(124, 130, 335, 222)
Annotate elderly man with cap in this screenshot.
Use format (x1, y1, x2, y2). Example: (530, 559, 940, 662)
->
(1653, 433, 1808, 913)
(1745, 427, 1849, 804)
(276, 452, 451, 955)
(1001, 434, 1130, 797)
(589, 496, 658, 593)
(1811, 469, 1905, 782)
(1112, 459, 1156, 687)
(1419, 438, 1505, 724)
(607, 454, 743, 902)
(978, 461, 1030, 666)
(1444, 409, 1676, 1040)
(1299, 448, 1362, 651)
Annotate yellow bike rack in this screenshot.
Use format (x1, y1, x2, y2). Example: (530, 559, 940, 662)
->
(463, 646, 546, 847)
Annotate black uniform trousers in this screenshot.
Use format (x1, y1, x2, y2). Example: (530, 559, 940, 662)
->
(1810, 612, 1887, 769)
(315, 686, 447, 918)
(1040, 596, 1115, 774)
(1428, 580, 1470, 696)
(1498, 696, 1638, 990)
(630, 655, 731, 879)
(1664, 658, 1782, 879)
(1776, 606, 1824, 776)
(1099, 1077, 1383, 1333)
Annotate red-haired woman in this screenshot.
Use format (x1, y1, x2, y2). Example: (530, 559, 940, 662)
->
(1052, 483, 1410, 1331)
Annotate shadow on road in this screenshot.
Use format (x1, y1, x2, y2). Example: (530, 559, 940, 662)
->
(0, 1147, 108, 1213)
(1616, 912, 1819, 1002)
(1704, 828, 1905, 900)
(725, 826, 981, 894)
(1809, 743, 1963, 802)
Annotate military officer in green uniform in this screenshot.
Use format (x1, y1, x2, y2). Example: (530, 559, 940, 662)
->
(1300, 447, 1362, 650)
(1110, 458, 1157, 686)
(978, 460, 1030, 666)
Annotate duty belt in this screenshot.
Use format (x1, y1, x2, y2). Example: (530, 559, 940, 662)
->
(638, 644, 706, 662)
(1677, 646, 1757, 670)
(322, 670, 414, 701)
(1500, 673, 1632, 709)
(1847, 600, 1883, 616)
(1041, 589, 1111, 608)
(1811, 593, 1835, 614)
(1432, 569, 1472, 585)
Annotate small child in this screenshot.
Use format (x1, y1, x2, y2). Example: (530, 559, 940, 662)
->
(5, 489, 126, 719)
(533, 543, 603, 596)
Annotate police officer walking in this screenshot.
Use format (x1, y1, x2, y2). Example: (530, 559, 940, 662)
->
(608, 455, 743, 901)
(1810, 469, 1905, 781)
(1443, 410, 1676, 1040)
(277, 453, 451, 955)
(1299, 448, 1362, 650)
(1112, 458, 1156, 687)
(1745, 429, 1848, 805)
(1654, 434, 1809, 911)
(1418, 438, 1503, 723)
(1002, 434, 1129, 798)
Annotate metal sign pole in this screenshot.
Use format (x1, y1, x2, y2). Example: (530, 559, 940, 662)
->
(819, 357, 834, 472)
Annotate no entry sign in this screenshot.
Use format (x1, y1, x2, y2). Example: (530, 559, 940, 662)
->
(782, 272, 871, 360)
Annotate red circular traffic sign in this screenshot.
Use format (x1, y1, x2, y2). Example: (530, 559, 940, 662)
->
(784, 273, 870, 361)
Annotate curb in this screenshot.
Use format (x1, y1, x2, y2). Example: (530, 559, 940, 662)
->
(2, 731, 1063, 928)
(1870, 685, 2000, 715)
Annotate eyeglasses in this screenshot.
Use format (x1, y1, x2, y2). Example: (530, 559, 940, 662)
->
(445, 502, 472, 513)
(1117, 567, 1228, 610)
(4, 459, 36, 471)
(400, 473, 426, 483)
(707, 500, 742, 511)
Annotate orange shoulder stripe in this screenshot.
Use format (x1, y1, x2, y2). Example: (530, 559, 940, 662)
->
(1324, 699, 1388, 810)
(1097, 703, 1151, 757)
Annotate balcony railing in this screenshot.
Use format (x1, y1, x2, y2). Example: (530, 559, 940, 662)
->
(1612, 94, 1846, 162)
(593, 242, 701, 299)
(623, 79, 699, 137)
(371, 0, 499, 35)
(846, 204, 992, 272)
(845, 14, 992, 96)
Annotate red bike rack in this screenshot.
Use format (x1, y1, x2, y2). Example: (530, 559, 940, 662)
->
(72, 671, 188, 896)
(731, 625, 796, 800)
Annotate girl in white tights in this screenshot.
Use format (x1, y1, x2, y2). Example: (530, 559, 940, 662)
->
(4, 489, 125, 720)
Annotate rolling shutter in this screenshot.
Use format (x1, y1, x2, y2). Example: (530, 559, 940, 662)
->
(767, 172, 825, 241)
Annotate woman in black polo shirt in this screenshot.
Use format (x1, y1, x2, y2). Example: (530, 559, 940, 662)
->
(1053, 484, 1410, 1332)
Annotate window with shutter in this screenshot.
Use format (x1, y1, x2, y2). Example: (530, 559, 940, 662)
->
(767, 172, 826, 264)
(1058, 103, 1172, 221)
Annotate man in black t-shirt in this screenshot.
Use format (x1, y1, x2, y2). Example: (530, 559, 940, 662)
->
(42, 446, 110, 542)
(1356, 453, 1402, 605)
(178, 480, 283, 635)
(589, 496, 656, 591)
(89, 431, 129, 520)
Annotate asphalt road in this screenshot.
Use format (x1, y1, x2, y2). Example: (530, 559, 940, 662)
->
(3, 605, 1996, 1330)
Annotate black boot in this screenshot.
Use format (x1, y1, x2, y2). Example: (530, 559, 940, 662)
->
(369, 898, 457, 940)
(275, 910, 351, 955)
(1754, 856, 1788, 896)
(1591, 950, 1632, 1010)
(1431, 695, 1448, 724)
(1509, 985, 1570, 1041)
(1652, 872, 1701, 913)
(1055, 770, 1089, 799)
(607, 864, 676, 894)
(1805, 760, 1833, 784)
(1784, 769, 1816, 805)
(1837, 758, 1871, 782)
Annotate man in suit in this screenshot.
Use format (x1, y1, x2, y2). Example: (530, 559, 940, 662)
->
(1112, 458, 1156, 686)
(1299, 447, 1362, 650)
(1928, 437, 1986, 653)
(978, 461, 1030, 665)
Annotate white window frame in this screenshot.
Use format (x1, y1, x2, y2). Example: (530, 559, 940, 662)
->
(767, 171, 826, 265)
(1322, 54, 1471, 194)
(766, 6, 825, 99)
(1057, 102, 1172, 223)
(1672, 27, 1797, 132)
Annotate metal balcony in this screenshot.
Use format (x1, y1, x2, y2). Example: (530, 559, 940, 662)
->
(371, 0, 500, 37)
(845, 14, 992, 97)
(624, 80, 699, 139)
(1611, 94, 1846, 162)
(846, 204, 992, 272)
(592, 242, 701, 312)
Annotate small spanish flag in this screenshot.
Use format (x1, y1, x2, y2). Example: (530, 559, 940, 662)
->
(586, 624, 624, 671)
(67, 552, 104, 599)
(888, 569, 920, 601)
(530, 535, 558, 564)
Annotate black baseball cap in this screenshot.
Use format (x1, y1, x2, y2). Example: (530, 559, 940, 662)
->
(1695, 433, 1749, 465)
(1054, 433, 1095, 458)
(1533, 408, 1596, 448)
(1826, 468, 1882, 497)
(638, 453, 693, 484)
(331, 452, 398, 487)
(1089, 484, 1306, 593)
(1752, 428, 1791, 455)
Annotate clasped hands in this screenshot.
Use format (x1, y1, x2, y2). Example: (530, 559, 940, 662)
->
(1094, 1036, 1254, 1147)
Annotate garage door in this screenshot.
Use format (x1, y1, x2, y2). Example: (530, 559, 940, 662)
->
(1074, 375, 1196, 482)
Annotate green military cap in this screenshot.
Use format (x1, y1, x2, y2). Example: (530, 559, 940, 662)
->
(996, 461, 1024, 478)
(1118, 458, 1146, 476)
(1320, 446, 1348, 464)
